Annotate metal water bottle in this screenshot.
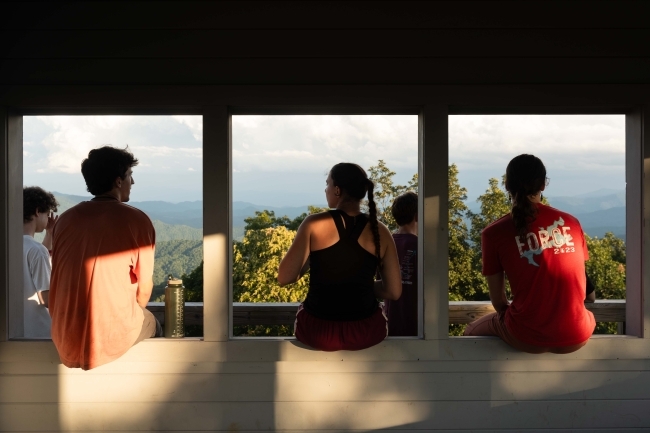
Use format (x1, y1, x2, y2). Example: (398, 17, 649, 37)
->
(164, 274, 185, 338)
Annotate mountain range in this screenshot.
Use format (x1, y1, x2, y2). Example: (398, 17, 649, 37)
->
(51, 190, 626, 242)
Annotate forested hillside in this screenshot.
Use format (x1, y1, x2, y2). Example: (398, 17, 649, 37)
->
(152, 239, 203, 300)
(151, 220, 202, 241)
(43, 193, 204, 301)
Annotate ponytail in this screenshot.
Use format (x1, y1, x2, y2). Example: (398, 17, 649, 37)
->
(366, 179, 382, 268)
(505, 154, 546, 240)
(330, 162, 382, 267)
(510, 188, 539, 240)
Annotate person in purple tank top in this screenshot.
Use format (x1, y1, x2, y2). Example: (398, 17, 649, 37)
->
(386, 192, 418, 336)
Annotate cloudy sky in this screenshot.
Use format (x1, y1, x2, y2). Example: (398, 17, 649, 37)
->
(23, 114, 624, 206)
(449, 115, 625, 203)
(24, 115, 203, 202)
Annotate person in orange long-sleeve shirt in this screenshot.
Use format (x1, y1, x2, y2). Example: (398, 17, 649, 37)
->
(49, 146, 160, 370)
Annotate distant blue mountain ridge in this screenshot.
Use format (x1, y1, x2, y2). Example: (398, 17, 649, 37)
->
(467, 189, 626, 239)
(53, 191, 626, 241)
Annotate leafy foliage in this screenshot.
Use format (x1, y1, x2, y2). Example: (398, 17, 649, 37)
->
(244, 206, 329, 232)
(448, 164, 487, 304)
(152, 220, 202, 241)
(181, 261, 204, 302)
(585, 232, 626, 299)
(366, 159, 418, 230)
(233, 226, 309, 303)
(468, 177, 510, 249)
(585, 233, 626, 334)
(152, 239, 203, 300)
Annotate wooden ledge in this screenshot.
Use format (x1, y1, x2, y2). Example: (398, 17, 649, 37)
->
(147, 300, 626, 327)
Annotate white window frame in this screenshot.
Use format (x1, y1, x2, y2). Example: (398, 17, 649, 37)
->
(447, 107, 646, 338)
(1, 86, 648, 363)
(227, 107, 425, 340)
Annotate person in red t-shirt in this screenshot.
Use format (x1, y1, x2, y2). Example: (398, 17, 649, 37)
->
(464, 154, 595, 354)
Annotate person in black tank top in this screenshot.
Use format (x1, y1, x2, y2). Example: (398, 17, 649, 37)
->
(306, 210, 379, 321)
(278, 163, 402, 351)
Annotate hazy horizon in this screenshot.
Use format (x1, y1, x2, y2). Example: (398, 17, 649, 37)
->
(24, 114, 625, 207)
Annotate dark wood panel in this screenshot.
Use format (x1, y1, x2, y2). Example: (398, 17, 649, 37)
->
(3, 29, 650, 59)
(2, 1, 650, 30)
(2, 57, 650, 85)
(2, 84, 648, 111)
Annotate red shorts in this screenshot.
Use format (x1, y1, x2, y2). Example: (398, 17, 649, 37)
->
(294, 303, 388, 351)
(464, 311, 589, 354)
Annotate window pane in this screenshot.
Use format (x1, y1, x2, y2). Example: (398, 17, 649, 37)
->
(232, 115, 418, 337)
(20, 115, 203, 338)
(448, 114, 626, 336)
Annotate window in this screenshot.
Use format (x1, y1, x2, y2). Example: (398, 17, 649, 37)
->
(230, 114, 420, 338)
(14, 115, 203, 339)
(448, 114, 627, 336)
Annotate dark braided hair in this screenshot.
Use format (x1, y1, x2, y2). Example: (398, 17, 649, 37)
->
(330, 163, 381, 266)
(504, 154, 547, 240)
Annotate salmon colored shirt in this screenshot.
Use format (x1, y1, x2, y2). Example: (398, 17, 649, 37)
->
(49, 199, 155, 370)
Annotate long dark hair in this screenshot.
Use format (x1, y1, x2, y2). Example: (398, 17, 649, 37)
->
(330, 163, 381, 265)
(504, 154, 546, 239)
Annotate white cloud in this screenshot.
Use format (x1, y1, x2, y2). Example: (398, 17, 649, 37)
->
(129, 145, 202, 158)
(26, 115, 202, 175)
(232, 115, 419, 174)
(449, 115, 626, 199)
(449, 115, 625, 163)
(172, 115, 202, 143)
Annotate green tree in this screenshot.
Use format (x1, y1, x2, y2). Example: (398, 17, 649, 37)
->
(367, 159, 418, 230)
(244, 206, 329, 232)
(151, 239, 203, 300)
(233, 226, 309, 303)
(448, 164, 486, 302)
(181, 261, 204, 302)
(469, 177, 511, 248)
(585, 232, 626, 334)
(233, 225, 310, 336)
(447, 164, 486, 335)
(179, 261, 204, 336)
(585, 232, 626, 299)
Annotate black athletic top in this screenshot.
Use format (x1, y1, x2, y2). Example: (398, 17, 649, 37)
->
(303, 210, 379, 321)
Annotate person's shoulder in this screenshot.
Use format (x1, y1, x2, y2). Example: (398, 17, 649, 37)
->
(303, 210, 334, 224)
(119, 203, 153, 222)
(23, 236, 48, 256)
(376, 219, 394, 238)
(56, 201, 86, 218)
(540, 204, 582, 225)
(483, 213, 512, 234)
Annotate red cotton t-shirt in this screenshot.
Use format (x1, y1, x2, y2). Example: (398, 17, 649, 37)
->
(481, 203, 596, 347)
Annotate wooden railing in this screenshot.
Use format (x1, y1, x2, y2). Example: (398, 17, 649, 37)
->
(147, 300, 626, 328)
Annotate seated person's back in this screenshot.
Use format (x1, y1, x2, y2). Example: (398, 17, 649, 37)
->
(278, 162, 402, 351)
(50, 146, 159, 370)
(464, 154, 595, 354)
